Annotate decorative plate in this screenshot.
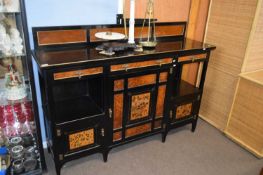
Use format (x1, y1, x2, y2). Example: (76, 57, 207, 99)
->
(95, 32, 126, 40)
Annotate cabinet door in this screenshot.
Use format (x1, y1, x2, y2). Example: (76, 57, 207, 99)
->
(54, 115, 105, 161)
(109, 68, 170, 143)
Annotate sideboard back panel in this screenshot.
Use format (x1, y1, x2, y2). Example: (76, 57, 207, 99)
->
(37, 29, 87, 46)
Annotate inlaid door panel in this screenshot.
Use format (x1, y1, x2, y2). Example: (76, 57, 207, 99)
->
(128, 89, 154, 123)
(176, 103, 193, 119)
(110, 67, 171, 143)
(170, 100, 199, 122)
(55, 115, 104, 157)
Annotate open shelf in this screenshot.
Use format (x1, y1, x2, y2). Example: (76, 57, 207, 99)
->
(172, 80, 200, 100)
(54, 95, 103, 123)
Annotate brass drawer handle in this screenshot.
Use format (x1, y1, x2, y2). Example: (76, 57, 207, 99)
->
(101, 128, 105, 137)
(109, 108, 112, 118)
(192, 57, 196, 62)
(74, 70, 82, 79)
(122, 64, 129, 71)
(156, 59, 163, 66)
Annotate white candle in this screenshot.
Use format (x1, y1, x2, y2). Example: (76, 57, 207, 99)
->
(118, 0, 124, 14)
(128, 0, 135, 44)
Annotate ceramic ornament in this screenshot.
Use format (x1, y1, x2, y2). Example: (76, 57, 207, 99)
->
(0, 0, 4, 12)
(0, 33, 12, 56)
(10, 28, 23, 54)
(3, 0, 19, 12)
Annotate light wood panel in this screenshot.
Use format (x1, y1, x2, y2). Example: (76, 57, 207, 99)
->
(124, 0, 191, 22)
(201, 0, 258, 130)
(187, 0, 211, 42)
(242, 1, 263, 72)
(183, 0, 210, 90)
(155, 85, 166, 119)
(53, 67, 103, 80)
(225, 76, 263, 158)
(200, 65, 239, 130)
(114, 93, 124, 129)
(37, 29, 87, 46)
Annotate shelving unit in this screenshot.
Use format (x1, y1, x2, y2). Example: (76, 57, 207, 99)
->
(0, 0, 45, 174)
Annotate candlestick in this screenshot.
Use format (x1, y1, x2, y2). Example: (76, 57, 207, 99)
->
(118, 0, 124, 14)
(128, 0, 135, 44)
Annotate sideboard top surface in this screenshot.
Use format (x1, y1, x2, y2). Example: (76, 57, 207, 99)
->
(33, 38, 215, 70)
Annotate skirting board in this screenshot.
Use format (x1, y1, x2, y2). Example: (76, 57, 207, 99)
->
(199, 114, 225, 131)
(224, 131, 263, 159)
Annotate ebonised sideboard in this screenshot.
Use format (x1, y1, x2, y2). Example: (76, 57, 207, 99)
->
(31, 22, 215, 175)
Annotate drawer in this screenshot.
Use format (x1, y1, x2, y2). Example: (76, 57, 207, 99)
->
(110, 58, 173, 72)
(53, 67, 103, 80)
(178, 53, 207, 63)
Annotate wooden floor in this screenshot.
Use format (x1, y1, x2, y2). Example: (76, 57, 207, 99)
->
(43, 119, 263, 175)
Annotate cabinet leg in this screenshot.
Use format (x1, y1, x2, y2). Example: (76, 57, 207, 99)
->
(191, 118, 198, 132)
(102, 149, 110, 163)
(55, 164, 61, 175)
(47, 146, 51, 153)
(162, 130, 168, 143)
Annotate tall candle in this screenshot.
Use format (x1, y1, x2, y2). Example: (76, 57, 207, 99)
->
(128, 0, 135, 44)
(118, 0, 124, 14)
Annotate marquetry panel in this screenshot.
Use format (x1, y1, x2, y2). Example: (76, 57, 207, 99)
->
(176, 103, 192, 119)
(114, 94, 123, 129)
(181, 63, 200, 86)
(125, 123, 152, 138)
(155, 85, 166, 119)
(54, 67, 103, 80)
(154, 120, 162, 129)
(128, 74, 156, 89)
(159, 72, 168, 83)
(90, 27, 149, 42)
(130, 93, 151, 121)
(69, 129, 94, 150)
(37, 29, 87, 46)
(113, 131, 122, 142)
(178, 54, 207, 62)
(114, 79, 124, 91)
(155, 25, 185, 37)
(110, 58, 173, 72)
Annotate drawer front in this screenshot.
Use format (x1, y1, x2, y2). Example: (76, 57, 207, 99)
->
(178, 54, 207, 63)
(53, 67, 103, 80)
(110, 58, 173, 72)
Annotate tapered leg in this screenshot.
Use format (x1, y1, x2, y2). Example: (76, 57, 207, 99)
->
(55, 164, 61, 175)
(102, 149, 110, 162)
(162, 131, 168, 143)
(191, 118, 198, 132)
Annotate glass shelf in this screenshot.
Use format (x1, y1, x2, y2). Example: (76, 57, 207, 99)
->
(0, 53, 26, 59)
